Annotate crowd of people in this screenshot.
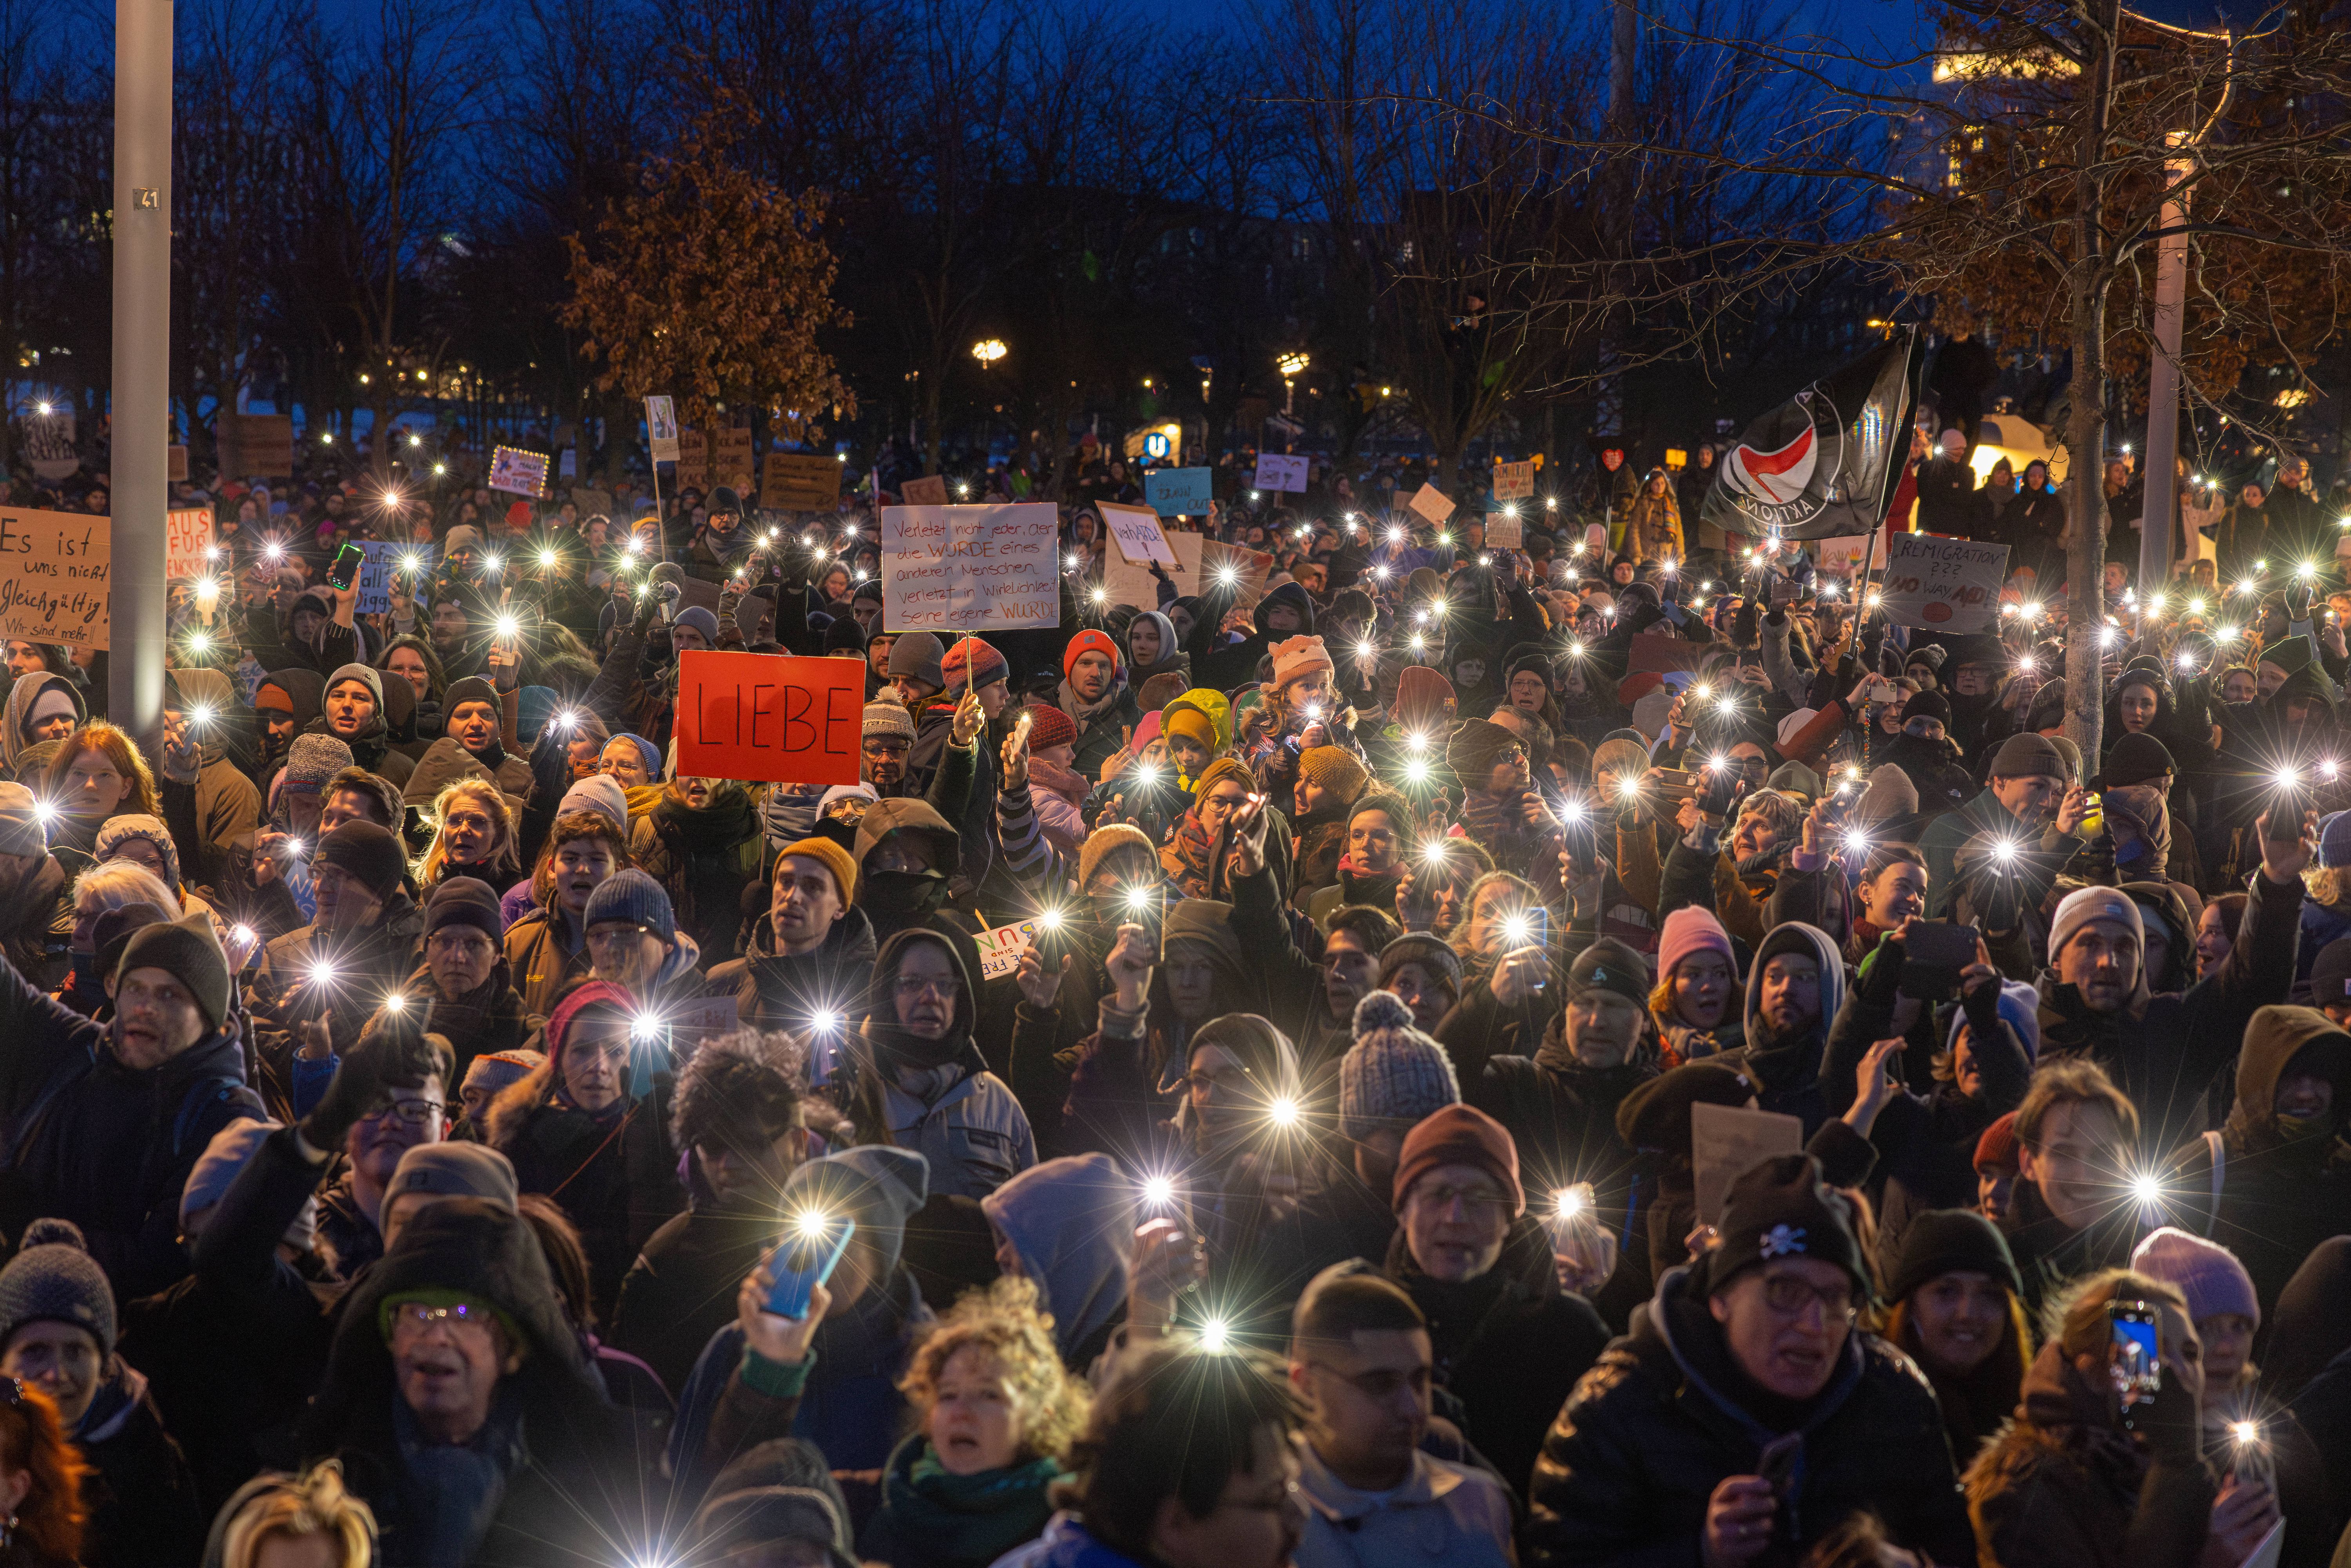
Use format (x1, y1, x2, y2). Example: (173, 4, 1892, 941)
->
(2, 435, 2351, 1568)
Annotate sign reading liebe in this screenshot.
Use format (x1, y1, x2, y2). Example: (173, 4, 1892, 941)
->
(673, 650, 864, 785)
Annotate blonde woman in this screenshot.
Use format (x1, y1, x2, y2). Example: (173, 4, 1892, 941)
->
(206, 1462, 377, 1568)
(417, 779, 522, 898)
(859, 1277, 1090, 1568)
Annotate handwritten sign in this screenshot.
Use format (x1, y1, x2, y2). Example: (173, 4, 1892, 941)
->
(1880, 533, 2009, 633)
(900, 475, 949, 507)
(219, 413, 294, 478)
(354, 540, 426, 615)
(1101, 532, 1270, 615)
(0, 507, 110, 649)
(713, 428, 757, 494)
(1811, 533, 1877, 578)
(1691, 1102, 1804, 1225)
(670, 994, 740, 1046)
(879, 503, 1060, 632)
(645, 395, 679, 463)
(973, 918, 1047, 981)
(1253, 453, 1309, 493)
(762, 453, 843, 511)
(487, 445, 550, 498)
(675, 427, 709, 492)
(674, 650, 864, 786)
(1407, 483, 1456, 525)
(1484, 511, 1523, 549)
(1100, 501, 1176, 567)
(1492, 460, 1535, 501)
(165, 507, 213, 582)
(1143, 467, 1213, 517)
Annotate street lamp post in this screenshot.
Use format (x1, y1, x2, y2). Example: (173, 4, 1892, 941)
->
(112, 0, 172, 745)
(1277, 351, 1309, 454)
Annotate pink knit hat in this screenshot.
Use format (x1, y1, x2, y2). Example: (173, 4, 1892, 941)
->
(1270, 634, 1333, 690)
(1656, 907, 1734, 981)
(2131, 1226, 2260, 1327)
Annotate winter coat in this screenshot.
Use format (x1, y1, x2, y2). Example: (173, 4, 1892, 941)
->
(1916, 785, 2087, 923)
(502, 903, 594, 1021)
(74, 1362, 205, 1568)
(707, 906, 882, 1035)
(487, 1071, 686, 1320)
(1294, 1438, 1514, 1568)
(158, 668, 264, 898)
(1523, 1263, 1974, 1567)
(630, 787, 765, 965)
(299, 711, 415, 789)
(0, 855, 70, 994)
(857, 1434, 1064, 1568)
(399, 733, 531, 813)
(609, 1204, 782, 1398)
(1623, 487, 1683, 564)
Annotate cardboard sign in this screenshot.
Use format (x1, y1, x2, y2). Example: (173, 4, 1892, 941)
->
(167, 445, 188, 482)
(219, 413, 294, 477)
(354, 540, 425, 615)
(973, 918, 1047, 981)
(879, 503, 1060, 632)
(1880, 533, 2010, 633)
(1492, 459, 1535, 501)
(1484, 511, 1523, 549)
(900, 474, 949, 506)
(558, 447, 578, 480)
(1691, 1101, 1804, 1226)
(1102, 531, 1271, 614)
(1100, 501, 1176, 567)
(1665, 447, 1688, 470)
(1628, 630, 1711, 676)
(712, 427, 757, 494)
(0, 507, 110, 649)
(676, 440, 710, 493)
(1253, 453, 1309, 493)
(674, 650, 864, 786)
(488, 445, 551, 498)
(1144, 467, 1213, 517)
(762, 453, 843, 511)
(670, 994, 740, 1045)
(1810, 533, 1877, 577)
(1407, 483, 1456, 525)
(164, 507, 213, 582)
(645, 395, 680, 463)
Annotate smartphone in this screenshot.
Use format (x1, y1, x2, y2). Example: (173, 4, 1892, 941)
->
(1560, 806, 1600, 864)
(1757, 1431, 1802, 1503)
(2108, 1299, 2163, 1405)
(328, 541, 366, 592)
(1900, 920, 1976, 1004)
(1651, 768, 1700, 803)
(765, 1215, 855, 1320)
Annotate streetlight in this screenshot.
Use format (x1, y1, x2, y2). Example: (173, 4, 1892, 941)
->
(971, 339, 1007, 368)
(1276, 351, 1309, 417)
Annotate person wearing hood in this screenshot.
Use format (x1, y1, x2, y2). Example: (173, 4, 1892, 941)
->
(979, 1152, 1136, 1374)
(1125, 607, 1189, 687)
(1711, 920, 1846, 1133)
(1877, 1208, 2032, 1472)
(685, 485, 755, 583)
(248, 668, 324, 795)
(0, 784, 72, 990)
(0, 1218, 203, 1568)
(830, 927, 1034, 1200)
(1191, 576, 1316, 692)
(853, 797, 984, 959)
(158, 668, 262, 902)
(295, 1197, 644, 1567)
(485, 980, 684, 1318)
(309, 662, 415, 789)
(1659, 775, 1806, 953)
(630, 768, 763, 964)
(1871, 688, 1975, 816)
(668, 1144, 936, 1490)
(0, 673, 82, 784)
(1962, 1268, 2255, 1568)
(1057, 630, 1141, 784)
(710, 836, 880, 1038)
(1526, 1152, 1972, 1566)
(610, 1028, 811, 1395)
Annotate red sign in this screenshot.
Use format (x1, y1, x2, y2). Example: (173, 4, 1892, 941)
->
(675, 651, 863, 786)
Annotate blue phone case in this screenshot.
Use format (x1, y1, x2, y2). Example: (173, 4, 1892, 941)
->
(766, 1216, 855, 1320)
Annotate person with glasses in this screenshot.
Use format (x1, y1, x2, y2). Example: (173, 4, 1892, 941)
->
(1527, 1153, 1973, 1568)
(1286, 1263, 1514, 1568)
(1660, 777, 1803, 952)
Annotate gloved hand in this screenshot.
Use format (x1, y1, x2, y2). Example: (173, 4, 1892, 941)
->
(1854, 931, 1907, 1007)
(299, 1014, 431, 1154)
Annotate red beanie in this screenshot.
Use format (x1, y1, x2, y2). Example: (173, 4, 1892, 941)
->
(1391, 1104, 1524, 1217)
(1064, 629, 1121, 679)
(1023, 704, 1078, 752)
(1974, 1111, 2021, 1174)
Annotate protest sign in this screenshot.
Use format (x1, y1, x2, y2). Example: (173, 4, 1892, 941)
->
(670, 994, 740, 1045)
(676, 435, 710, 493)
(487, 445, 550, 497)
(762, 453, 843, 511)
(880, 503, 1060, 632)
(1407, 483, 1456, 525)
(1100, 501, 1176, 567)
(1627, 631, 1711, 676)
(1484, 511, 1523, 548)
(0, 507, 109, 649)
(674, 650, 864, 785)
(558, 447, 577, 480)
(645, 395, 680, 463)
(165, 507, 213, 582)
(1144, 467, 1213, 517)
(713, 428, 757, 493)
(1201, 541, 1273, 609)
(973, 918, 1047, 981)
(354, 540, 419, 615)
(571, 487, 614, 523)
(1253, 453, 1309, 493)
(1492, 460, 1534, 501)
(1880, 533, 2009, 633)
(1692, 1102, 1804, 1224)
(900, 474, 949, 506)
(1103, 531, 1271, 614)
(219, 413, 294, 478)
(168, 445, 188, 482)
(1810, 533, 1877, 578)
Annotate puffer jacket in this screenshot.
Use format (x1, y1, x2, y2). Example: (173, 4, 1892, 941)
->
(708, 905, 882, 1034)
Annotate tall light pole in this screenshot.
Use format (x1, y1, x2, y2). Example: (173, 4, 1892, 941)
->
(112, 0, 172, 742)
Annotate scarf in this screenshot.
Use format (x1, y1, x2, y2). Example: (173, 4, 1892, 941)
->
(883, 1439, 1065, 1568)
(1056, 677, 1123, 729)
(1333, 856, 1404, 914)
(699, 522, 755, 563)
(653, 786, 759, 855)
(394, 1386, 523, 1568)
(1161, 809, 1221, 899)
(416, 961, 527, 1052)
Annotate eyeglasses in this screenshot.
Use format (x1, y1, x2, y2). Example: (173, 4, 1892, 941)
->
(1199, 791, 1249, 815)
(1760, 1273, 1857, 1322)
(891, 976, 960, 1001)
(1408, 1182, 1513, 1216)
(389, 1300, 496, 1340)
(365, 1097, 446, 1126)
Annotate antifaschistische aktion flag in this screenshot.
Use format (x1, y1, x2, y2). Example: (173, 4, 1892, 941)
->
(1701, 328, 1925, 541)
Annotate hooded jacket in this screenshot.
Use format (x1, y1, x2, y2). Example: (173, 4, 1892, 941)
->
(978, 1153, 1132, 1370)
(1714, 921, 1846, 1134)
(400, 733, 531, 812)
(0, 672, 84, 779)
(709, 904, 882, 1037)
(159, 668, 263, 898)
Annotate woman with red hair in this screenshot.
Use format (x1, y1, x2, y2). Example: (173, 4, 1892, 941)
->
(38, 723, 160, 873)
(0, 1378, 90, 1567)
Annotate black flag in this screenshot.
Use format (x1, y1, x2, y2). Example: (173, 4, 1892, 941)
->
(1701, 328, 1925, 541)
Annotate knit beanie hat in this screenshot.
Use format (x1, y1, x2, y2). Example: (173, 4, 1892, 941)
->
(2320, 812, 2351, 873)
(1948, 978, 2043, 1060)
(823, 616, 868, 657)
(116, 908, 234, 1030)
(1162, 900, 1246, 975)
(557, 774, 630, 837)
(609, 732, 664, 781)
(1270, 635, 1333, 690)
(1974, 1111, 2021, 1174)
(0, 1219, 114, 1357)
(1989, 732, 2068, 782)
(940, 636, 1007, 692)
(317, 820, 407, 900)
(1393, 667, 1455, 734)
(2049, 885, 2143, 965)
(1565, 937, 1650, 1006)
(424, 876, 505, 940)
(2104, 732, 2176, 789)
(1378, 932, 1464, 1003)
(389, 1142, 521, 1213)
(1704, 1153, 1872, 1302)
(1656, 907, 1734, 981)
(777, 837, 858, 907)
(282, 733, 355, 797)
(1446, 719, 1524, 786)
(0, 782, 44, 860)
(583, 868, 677, 943)
(862, 700, 916, 743)
(443, 676, 499, 717)
(1616, 1061, 1760, 1155)
(2260, 635, 2314, 679)
(1023, 703, 1078, 752)
(95, 814, 181, 890)
(783, 1144, 930, 1281)
(1340, 992, 1461, 1139)
(459, 1050, 545, 1110)
(1904, 643, 1949, 674)
(180, 1120, 318, 1253)
(2311, 936, 2351, 1009)
(26, 684, 79, 732)
(1297, 746, 1369, 804)
(888, 632, 946, 690)
(1902, 689, 1953, 727)
(1063, 629, 1121, 679)
(1077, 824, 1158, 891)
(1853, 763, 1920, 823)
(675, 606, 720, 645)
(1886, 1208, 2021, 1302)
(324, 663, 383, 710)
(1190, 757, 1253, 805)
(442, 525, 483, 556)
(1392, 1104, 1524, 1217)
(2132, 1226, 2260, 1326)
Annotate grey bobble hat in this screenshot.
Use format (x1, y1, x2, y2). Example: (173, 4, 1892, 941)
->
(863, 700, 916, 743)
(389, 1142, 520, 1214)
(282, 733, 355, 797)
(582, 867, 677, 944)
(1341, 991, 1461, 1140)
(0, 782, 43, 860)
(0, 1217, 116, 1356)
(324, 662, 384, 709)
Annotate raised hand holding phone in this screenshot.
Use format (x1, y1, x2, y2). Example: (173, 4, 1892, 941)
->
(738, 1246, 832, 1366)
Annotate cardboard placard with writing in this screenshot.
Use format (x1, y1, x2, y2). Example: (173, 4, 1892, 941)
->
(762, 453, 843, 512)
(1103, 527, 1205, 611)
(487, 445, 551, 498)
(900, 475, 950, 507)
(167, 445, 189, 483)
(1881, 533, 2009, 633)
(645, 395, 680, 464)
(1253, 453, 1309, 493)
(1691, 1102, 1805, 1226)
(1809, 533, 1877, 578)
(1484, 511, 1523, 549)
(880, 504, 1059, 632)
(1100, 501, 1176, 567)
(674, 650, 864, 786)
(1143, 467, 1214, 517)
(713, 428, 757, 494)
(1407, 483, 1456, 525)
(220, 413, 295, 478)
(670, 994, 740, 1046)
(165, 507, 213, 582)
(1492, 460, 1535, 502)
(973, 918, 1048, 982)
(355, 540, 422, 616)
(0, 508, 110, 649)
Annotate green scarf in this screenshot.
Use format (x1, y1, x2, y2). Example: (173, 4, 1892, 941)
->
(879, 1438, 1064, 1568)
